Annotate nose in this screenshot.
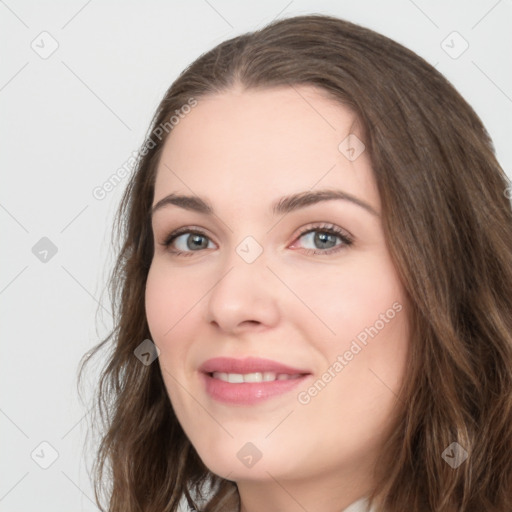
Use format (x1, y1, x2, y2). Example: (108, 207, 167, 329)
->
(203, 246, 280, 335)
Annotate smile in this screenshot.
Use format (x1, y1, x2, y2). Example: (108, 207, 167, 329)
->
(211, 371, 304, 383)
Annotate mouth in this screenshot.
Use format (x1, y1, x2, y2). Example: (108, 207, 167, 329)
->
(198, 357, 313, 405)
(207, 371, 308, 383)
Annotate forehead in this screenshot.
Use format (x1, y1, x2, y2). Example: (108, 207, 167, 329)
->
(153, 85, 380, 214)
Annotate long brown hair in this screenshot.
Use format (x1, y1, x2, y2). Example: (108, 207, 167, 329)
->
(78, 14, 512, 512)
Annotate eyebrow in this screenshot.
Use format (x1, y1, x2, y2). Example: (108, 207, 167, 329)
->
(151, 189, 379, 218)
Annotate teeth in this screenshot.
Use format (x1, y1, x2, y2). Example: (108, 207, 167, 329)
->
(211, 372, 302, 383)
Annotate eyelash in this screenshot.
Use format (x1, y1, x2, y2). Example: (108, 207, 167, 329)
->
(159, 223, 354, 257)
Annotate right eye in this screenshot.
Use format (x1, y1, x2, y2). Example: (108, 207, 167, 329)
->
(161, 227, 216, 256)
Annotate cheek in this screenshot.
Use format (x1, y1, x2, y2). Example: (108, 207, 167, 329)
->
(295, 252, 409, 405)
(145, 270, 169, 340)
(145, 265, 192, 410)
(290, 253, 404, 345)
(295, 304, 409, 455)
(144, 265, 193, 394)
(144, 262, 194, 341)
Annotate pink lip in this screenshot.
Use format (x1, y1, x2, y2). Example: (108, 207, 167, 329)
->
(199, 356, 310, 375)
(198, 357, 312, 405)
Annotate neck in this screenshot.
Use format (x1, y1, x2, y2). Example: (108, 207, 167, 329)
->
(236, 459, 374, 512)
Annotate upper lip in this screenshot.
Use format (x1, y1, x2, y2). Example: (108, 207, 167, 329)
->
(199, 357, 311, 375)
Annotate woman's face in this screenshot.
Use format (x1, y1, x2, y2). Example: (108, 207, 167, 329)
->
(145, 85, 410, 504)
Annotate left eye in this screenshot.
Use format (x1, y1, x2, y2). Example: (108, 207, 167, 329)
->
(290, 225, 353, 255)
(295, 229, 343, 251)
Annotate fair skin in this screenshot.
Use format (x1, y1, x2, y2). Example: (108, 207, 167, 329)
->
(145, 84, 410, 512)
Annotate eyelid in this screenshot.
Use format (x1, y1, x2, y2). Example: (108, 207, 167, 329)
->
(291, 222, 353, 243)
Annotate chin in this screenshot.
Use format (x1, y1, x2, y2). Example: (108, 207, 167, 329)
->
(194, 439, 303, 482)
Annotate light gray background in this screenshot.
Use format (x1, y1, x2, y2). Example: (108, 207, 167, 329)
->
(1, 1, 511, 510)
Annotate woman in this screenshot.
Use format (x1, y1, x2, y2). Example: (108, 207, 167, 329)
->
(79, 14, 512, 512)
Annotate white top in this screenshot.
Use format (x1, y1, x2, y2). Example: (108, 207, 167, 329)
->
(177, 491, 375, 511)
(342, 496, 375, 512)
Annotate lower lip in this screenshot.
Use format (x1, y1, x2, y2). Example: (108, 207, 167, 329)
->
(201, 372, 311, 405)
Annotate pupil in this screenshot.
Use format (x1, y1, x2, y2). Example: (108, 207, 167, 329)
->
(316, 232, 335, 249)
(188, 234, 207, 250)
